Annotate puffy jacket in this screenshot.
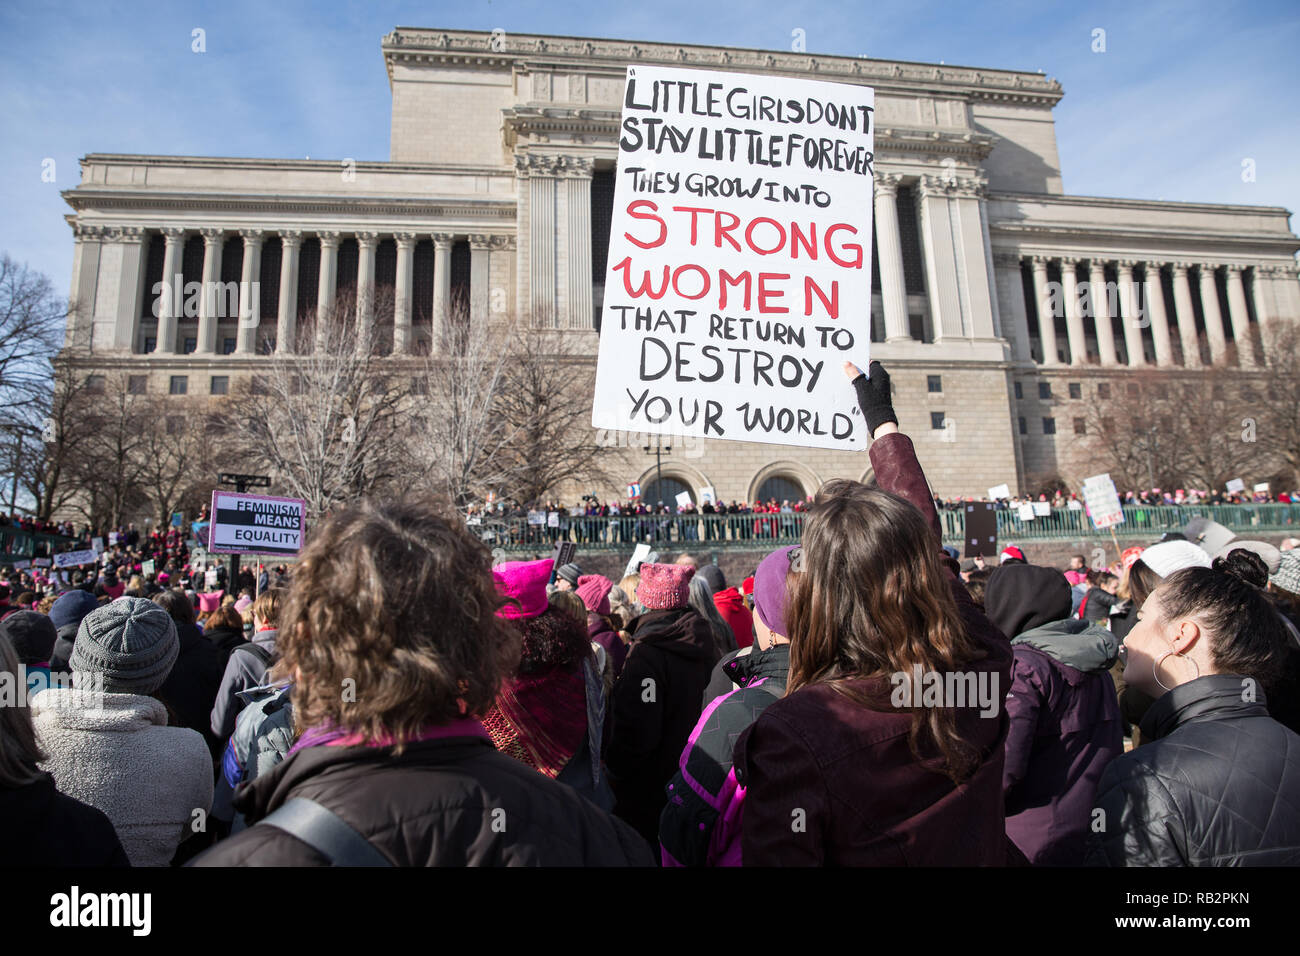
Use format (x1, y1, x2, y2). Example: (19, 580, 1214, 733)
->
(1003, 619, 1124, 864)
(661, 643, 788, 867)
(607, 606, 718, 845)
(734, 432, 1015, 866)
(1086, 674, 1300, 866)
(190, 719, 654, 866)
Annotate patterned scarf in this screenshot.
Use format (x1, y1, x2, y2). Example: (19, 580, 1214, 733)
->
(483, 665, 587, 778)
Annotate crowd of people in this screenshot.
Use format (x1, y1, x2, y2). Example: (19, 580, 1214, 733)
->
(2, 359, 1298, 867)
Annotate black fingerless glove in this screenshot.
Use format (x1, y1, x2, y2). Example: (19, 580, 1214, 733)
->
(851, 361, 898, 435)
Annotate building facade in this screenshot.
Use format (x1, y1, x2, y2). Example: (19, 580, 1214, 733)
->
(57, 28, 1300, 504)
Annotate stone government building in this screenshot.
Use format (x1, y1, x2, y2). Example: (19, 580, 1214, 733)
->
(57, 27, 1300, 505)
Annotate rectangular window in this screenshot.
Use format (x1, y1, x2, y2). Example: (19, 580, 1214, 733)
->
(930, 411, 946, 430)
(411, 378, 429, 396)
(250, 375, 267, 396)
(1097, 383, 1111, 400)
(1014, 382, 1023, 400)
(128, 375, 147, 395)
(210, 376, 229, 395)
(1074, 418, 1087, 435)
(1043, 417, 1056, 435)
(143, 336, 157, 353)
(169, 375, 188, 395)
(85, 375, 105, 393)
(183, 337, 197, 354)
(259, 337, 276, 355)
(1127, 383, 1140, 398)
(222, 337, 237, 355)
(1068, 382, 1082, 400)
(927, 375, 942, 393)
(1038, 382, 1051, 399)
(1018, 416, 1027, 435)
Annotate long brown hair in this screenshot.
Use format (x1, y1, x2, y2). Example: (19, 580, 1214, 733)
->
(786, 480, 986, 783)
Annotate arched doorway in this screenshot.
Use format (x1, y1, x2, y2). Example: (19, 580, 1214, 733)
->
(755, 475, 805, 505)
(641, 475, 692, 507)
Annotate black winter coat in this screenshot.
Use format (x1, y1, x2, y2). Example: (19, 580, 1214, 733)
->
(607, 607, 718, 845)
(203, 624, 248, 663)
(0, 773, 130, 866)
(189, 730, 654, 866)
(1087, 674, 1300, 866)
(157, 619, 227, 759)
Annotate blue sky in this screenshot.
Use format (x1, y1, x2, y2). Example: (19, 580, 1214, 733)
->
(2, 0, 1297, 295)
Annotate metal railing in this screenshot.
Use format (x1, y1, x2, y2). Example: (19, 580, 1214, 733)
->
(472, 504, 1300, 553)
(0, 527, 78, 565)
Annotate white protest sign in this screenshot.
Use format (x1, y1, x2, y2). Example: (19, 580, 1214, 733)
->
(1032, 502, 1052, 517)
(1255, 482, 1270, 493)
(1226, 478, 1245, 494)
(624, 542, 653, 579)
(1082, 473, 1125, 529)
(1017, 503, 1035, 521)
(700, 486, 715, 504)
(54, 549, 99, 569)
(627, 482, 641, 499)
(591, 65, 875, 451)
(12, 560, 31, 570)
(108, 532, 119, 546)
(142, 559, 155, 576)
(1067, 500, 1083, 511)
(33, 558, 51, 567)
(547, 512, 560, 528)
(527, 510, 545, 526)
(466, 516, 482, 526)
(675, 491, 693, 509)
(988, 484, 1011, 501)
(205, 568, 219, 588)
(207, 490, 306, 556)
(91, 537, 104, 554)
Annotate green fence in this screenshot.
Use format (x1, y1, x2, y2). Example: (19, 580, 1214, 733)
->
(474, 504, 1300, 553)
(0, 527, 78, 566)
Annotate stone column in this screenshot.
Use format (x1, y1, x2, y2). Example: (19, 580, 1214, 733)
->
(236, 230, 263, 355)
(276, 231, 301, 354)
(393, 232, 416, 355)
(993, 253, 1033, 363)
(1116, 260, 1146, 366)
(469, 235, 492, 326)
(108, 226, 149, 353)
(1088, 259, 1119, 366)
(432, 233, 454, 351)
(1143, 263, 1175, 367)
(1170, 262, 1201, 368)
(196, 228, 224, 354)
(66, 223, 104, 351)
(1224, 265, 1255, 367)
(155, 227, 185, 354)
(1030, 256, 1059, 365)
(355, 232, 378, 350)
(562, 158, 594, 329)
(315, 231, 340, 350)
(1060, 257, 1088, 365)
(874, 173, 910, 340)
(529, 171, 557, 327)
(1249, 265, 1273, 327)
(1198, 264, 1228, 364)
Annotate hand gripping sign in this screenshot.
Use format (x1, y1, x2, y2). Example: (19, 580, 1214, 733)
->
(592, 65, 875, 452)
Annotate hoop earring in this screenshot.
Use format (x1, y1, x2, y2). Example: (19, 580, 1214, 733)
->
(1153, 650, 1201, 692)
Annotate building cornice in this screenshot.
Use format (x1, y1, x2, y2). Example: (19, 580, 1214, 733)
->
(62, 188, 516, 222)
(382, 28, 1065, 107)
(990, 223, 1300, 255)
(78, 153, 513, 178)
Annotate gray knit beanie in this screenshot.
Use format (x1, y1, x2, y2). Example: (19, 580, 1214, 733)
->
(69, 597, 178, 694)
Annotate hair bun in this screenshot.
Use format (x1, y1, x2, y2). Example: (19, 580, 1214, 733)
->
(1212, 549, 1268, 589)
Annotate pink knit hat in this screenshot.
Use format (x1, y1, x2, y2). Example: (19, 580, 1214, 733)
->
(493, 559, 552, 620)
(576, 574, 613, 617)
(637, 563, 695, 610)
(197, 590, 224, 613)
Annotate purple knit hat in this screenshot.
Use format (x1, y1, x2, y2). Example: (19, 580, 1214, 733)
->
(636, 563, 695, 610)
(753, 545, 798, 639)
(493, 559, 552, 620)
(575, 574, 613, 617)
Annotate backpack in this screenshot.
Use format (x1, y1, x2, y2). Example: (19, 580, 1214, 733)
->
(255, 798, 393, 866)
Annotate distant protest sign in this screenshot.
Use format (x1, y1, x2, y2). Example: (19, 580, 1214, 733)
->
(32, 558, 51, 567)
(1226, 478, 1245, 494)
(142, 559, 155, 576)
(592, 65, 875, 451)
(207, 491, 305, 556)
(1017, 504, 1035, 521)
(988, 484, 1011, 501)
(1082, 473, 1125, 529)
(54, 549, 98, 569)
(1032, 502, 1052, 517)
(12, 560, 30, 571)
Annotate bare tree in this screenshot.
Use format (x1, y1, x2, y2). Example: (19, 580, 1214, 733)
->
(1252, 320, 1300, 489)
(134, 395, 221, 528)
(1077, 370, 1190, 492)
(10, 362, 98, 520)
(64, 372, 150, 528)
(220, 289, 407, 520)
(0, 254, 68, 416)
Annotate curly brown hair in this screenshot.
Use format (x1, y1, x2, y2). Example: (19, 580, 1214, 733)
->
(276, 494, 521, 748)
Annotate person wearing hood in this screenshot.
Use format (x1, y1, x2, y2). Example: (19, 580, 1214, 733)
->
(30, 598, 212, 866)
(151, 589, 226, 761)
(47, 589, 100, 675)
(985, 564, 1124, 865)
(660, 545, 794, 867)
(0, 610, 57, 698)
(200, 605, 248, 662)
(607, 562, 719, 847)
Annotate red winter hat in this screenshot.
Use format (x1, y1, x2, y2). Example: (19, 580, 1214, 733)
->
(576, 574, 613, 617)
(493, 559, 552, 620)
(637, 563, 695, 610)
(741, 575, 755, 596)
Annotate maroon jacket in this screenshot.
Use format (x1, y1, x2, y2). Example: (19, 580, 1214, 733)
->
(734, 432, 1015, 865)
